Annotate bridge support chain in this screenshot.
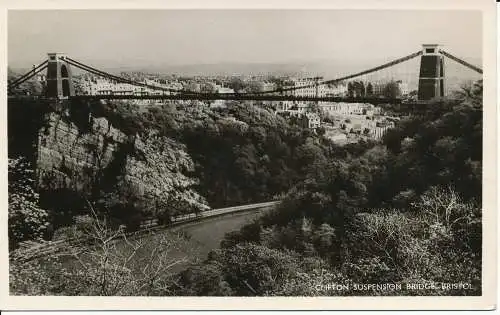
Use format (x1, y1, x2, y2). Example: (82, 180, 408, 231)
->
(64, 57, 188, 95)
(8, 60, 48, 91)
(439, 50, 483, 74)
(258, 50, 423, 95)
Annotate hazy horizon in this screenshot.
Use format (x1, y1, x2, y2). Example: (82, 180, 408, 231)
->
(8, 9, 482, 75)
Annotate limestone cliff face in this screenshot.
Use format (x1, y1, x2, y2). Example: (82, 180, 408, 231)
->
(36, 109, 128, 192)
(124, 131, 209, 216)
(34, 101, 208, 213)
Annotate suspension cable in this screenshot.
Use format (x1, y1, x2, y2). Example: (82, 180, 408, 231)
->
(439, 50, 483, 74)
(256, 50, 423, 95)
(66, 52, 422, 97)
(65, 58, 163, 91)
(8, 60, 48, 87)
(64, 51, 423, 97)
(65, 59, 145, 89)
(8, 64, 48, 89)
(65, 57, 189, 94)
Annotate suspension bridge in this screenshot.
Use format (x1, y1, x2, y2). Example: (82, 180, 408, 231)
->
(8, 44, 482, 104)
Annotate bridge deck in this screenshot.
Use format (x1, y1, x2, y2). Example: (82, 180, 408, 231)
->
(70, 94, 403, 104)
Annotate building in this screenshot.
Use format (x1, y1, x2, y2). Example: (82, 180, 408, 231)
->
(276, 101, 293, 112)
(300, 112, 321, 129)
(398, 81, 409, 96)
(217, 86, 235, 94)
(371, 82, 386, 96)
(262, 82, 277, 92)
(276, 101, 310, 114)
(371, 125, 393, 140)
(370, 80, 409, 97)
(284, 77, 323, 98)
(79, 75, 184, 96)
(319, 102, 381, 116)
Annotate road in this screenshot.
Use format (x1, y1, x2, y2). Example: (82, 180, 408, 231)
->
(166, 206, 272, 273)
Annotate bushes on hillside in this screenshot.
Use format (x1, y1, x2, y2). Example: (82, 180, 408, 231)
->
(175, 243, 334, 296)
(8, 157, 49, 249)
(176, 186, 481, 296)
(176, 81, 483, 296)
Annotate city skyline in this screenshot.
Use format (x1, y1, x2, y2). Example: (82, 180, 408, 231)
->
(8, 10, 482, 72)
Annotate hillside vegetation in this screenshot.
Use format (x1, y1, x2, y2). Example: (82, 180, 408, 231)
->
(172, 81, 483, 296)
(9, 81, 482, 296)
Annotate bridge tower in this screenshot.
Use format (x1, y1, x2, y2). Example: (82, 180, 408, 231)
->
(417, 44, 445, 101)
(46, 53, 75, 99)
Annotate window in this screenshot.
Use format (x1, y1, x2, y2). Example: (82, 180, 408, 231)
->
(425, 48, 435, 54)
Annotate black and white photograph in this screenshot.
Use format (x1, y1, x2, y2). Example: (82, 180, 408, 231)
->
(1, 0, 497, 311)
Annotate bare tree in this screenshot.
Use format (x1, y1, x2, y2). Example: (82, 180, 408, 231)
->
(63, 202, 196, 296)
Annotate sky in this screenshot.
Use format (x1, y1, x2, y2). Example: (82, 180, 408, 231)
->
(8, 10, 482, 72)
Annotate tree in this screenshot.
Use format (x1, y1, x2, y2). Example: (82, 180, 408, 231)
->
(8, 157, 49, 249)
(246, 81, 265, 93)
(366, 82, 374, 96)
(184, 82, 201, 93)
(359, 81, 366, 97)
(316, 126, 326, 136)
(200, 83, 217, 94)
(313, 223, 336, 255)
(177, 243, 305, 296)
(228, 77, 245, 93)
(347, 82, 354, 97)
(383, 81, 402, 98)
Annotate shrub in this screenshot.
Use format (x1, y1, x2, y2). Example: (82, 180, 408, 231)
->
(10, 206, 196, 296)
(8, 157, 49, 249)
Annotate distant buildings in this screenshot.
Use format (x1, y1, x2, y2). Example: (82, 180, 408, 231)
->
(262, 82, 277, 92)
(319, 102, 381, 116)
(323, 83, 348, 97)
(281, 77, 348, 99)
(371, 82, 386, 96)
(283, 77, 322, 98)
(217, 86, 235, 94)
(79, 75, 183, 96)
(370, 80, 410, 98)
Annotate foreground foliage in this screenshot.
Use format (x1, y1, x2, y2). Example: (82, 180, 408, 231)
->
(10, 209, 197, 296)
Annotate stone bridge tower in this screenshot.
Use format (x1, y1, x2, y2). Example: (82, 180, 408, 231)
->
(46, 53, 75, 99)
(417, 44, 445, 101)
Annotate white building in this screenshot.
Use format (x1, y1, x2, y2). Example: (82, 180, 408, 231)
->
(284, 77, 323, 98)
(262, 82, 277, 92)
(398, 81, 409, 96)
(319, 102, 381, 116)
(80, 76, 183, 96)
(217, 86, 235, 94)
(371, 82, 386, 96)
(276, 101, 309, 114)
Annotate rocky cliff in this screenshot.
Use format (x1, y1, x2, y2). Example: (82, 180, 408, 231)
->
(9, 99, 208, 224)
(36, 106, 128, 192)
